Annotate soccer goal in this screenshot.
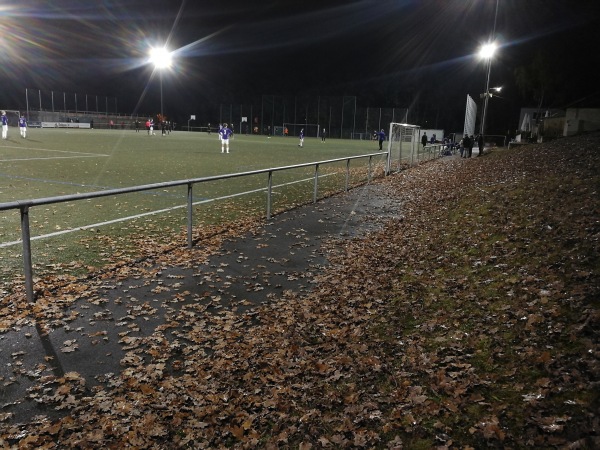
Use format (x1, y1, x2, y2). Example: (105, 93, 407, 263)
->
(283, 123, 320, 138)
(387, 123, 421, 172)
(2, 110, 23, 124)
(351, 132, 374, 140)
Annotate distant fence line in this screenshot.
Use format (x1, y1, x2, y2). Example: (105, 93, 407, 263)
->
(16, 90, 432, 138)
(15, 88, 152, 130)
(23, 88, 121, 116)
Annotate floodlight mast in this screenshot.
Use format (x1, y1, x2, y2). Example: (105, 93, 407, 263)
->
(149, 47, 172, 119)
(478, 0, 499, 141)
(478, 42, 497, 138)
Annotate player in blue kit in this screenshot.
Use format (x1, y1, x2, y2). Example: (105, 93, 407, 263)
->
(19, 115, 27, 138)
(298, 128, 304, 147)
(220, 123, 233, 153)
(1, 111, 8, 139)
(377, 128, 386, 150)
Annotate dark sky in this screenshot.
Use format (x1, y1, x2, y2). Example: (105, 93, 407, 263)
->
(1, 0, 599, 132)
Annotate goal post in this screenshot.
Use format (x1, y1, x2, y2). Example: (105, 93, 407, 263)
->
(283, 123, 320, 138)
(387, 122, 421, 172)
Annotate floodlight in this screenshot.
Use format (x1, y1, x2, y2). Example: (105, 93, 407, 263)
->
(149, 47, 172, 69)
(478, 42, 497, 60)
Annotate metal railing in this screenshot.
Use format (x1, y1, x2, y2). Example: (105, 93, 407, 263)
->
(409, 143, 456, 164)
(1, 152, 389, 303)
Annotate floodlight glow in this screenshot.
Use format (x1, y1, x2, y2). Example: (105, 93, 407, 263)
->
(478, 42, 497, 60)
(149, 47, 172, 69)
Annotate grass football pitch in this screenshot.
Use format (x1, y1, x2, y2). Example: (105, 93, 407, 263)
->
(0, 128, 389, 284)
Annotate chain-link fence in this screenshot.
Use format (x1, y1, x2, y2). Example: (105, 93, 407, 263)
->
(218, 95, 410, 139)
(20, 88, 152, 130)
(18, 90, 416, 136)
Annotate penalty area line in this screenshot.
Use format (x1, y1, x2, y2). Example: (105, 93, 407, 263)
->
(1, 145, 110, 157)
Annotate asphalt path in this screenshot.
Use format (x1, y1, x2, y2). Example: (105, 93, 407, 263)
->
(1, 179, 405, 425)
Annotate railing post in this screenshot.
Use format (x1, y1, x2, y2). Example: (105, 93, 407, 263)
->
(368, 156, 372, 183)
(267, 171, 273, 219)
(385, 147, 391, 176)
(399, 141, 404, 172)
(187, 183, 193, 249)
(345, 159, 350, 191)
(20, 206, 35, 303)
(313, 164, 319, 203)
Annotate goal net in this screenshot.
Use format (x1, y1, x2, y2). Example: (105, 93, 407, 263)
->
(282, 123, 320, 138)
(387, 122, 421, 171)
(2, 110, 23, 124)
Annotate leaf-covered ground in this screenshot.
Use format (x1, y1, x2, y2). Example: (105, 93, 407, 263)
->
(1, 133, 599, 448)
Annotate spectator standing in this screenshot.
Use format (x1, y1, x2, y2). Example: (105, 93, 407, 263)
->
(220, 123, 233, 153)
(1, 111, 8, 139)
(298, 128, 304, 147)
(469, 135, 475, 158)
(477, 134, 484, 156)
(377, 128, 386, 150)
(19, 115, 27, 138)
(462, 135, 471, 158)
(421, 132, 428, 150)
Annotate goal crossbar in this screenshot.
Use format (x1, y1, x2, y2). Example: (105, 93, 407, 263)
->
(283, 123, 320, 138)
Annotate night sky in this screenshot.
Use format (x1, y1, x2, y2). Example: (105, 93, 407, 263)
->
(1, 0, 598, 133)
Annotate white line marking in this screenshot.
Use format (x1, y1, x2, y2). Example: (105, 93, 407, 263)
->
(0, 155, 108, 162)
(1, 145, 108, 157)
